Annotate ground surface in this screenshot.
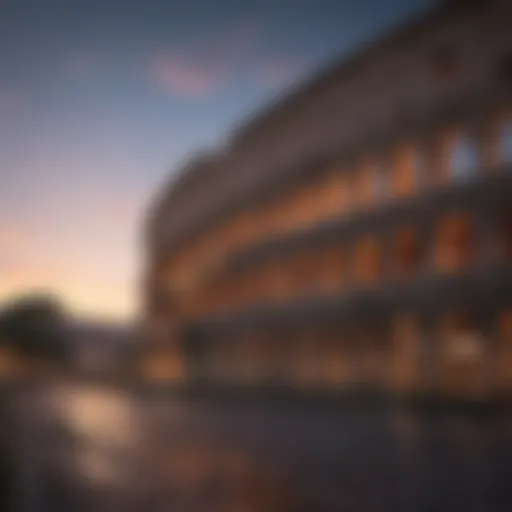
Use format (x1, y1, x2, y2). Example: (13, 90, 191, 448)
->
(4, 380, 512, 511)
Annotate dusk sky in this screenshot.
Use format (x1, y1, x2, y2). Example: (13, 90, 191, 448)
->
(0, 0, 433, 321)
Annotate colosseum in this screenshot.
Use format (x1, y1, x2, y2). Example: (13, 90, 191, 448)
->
(141, 0, 512, 401)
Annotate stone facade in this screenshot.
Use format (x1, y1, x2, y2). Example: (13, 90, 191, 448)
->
(143, 0, 512, 399)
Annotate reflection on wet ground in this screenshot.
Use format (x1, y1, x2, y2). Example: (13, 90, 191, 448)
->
(4, 379, 512, 511)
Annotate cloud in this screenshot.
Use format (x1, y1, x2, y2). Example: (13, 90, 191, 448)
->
(256, 59, 305, 89)
(148, 54, 224, 96)
(147, 21, 260, 97)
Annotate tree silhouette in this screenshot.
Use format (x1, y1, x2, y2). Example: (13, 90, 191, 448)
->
(0, 294, 69, 365)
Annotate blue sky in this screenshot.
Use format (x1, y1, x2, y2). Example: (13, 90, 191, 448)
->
(0, 0, 433, 320)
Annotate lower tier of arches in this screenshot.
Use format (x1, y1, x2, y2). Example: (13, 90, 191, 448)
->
(179, 267, 512, 401)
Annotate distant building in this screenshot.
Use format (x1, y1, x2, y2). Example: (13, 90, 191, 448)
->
(144, 0, 512, 399)
(68, 322, 131, 376)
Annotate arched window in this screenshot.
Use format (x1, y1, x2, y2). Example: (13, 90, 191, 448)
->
(440, 312, 483, 363)
(448, 134, 479, 182)
(393, 226, 424, 277)
(436, 310, 488, 398)
(393, 144, 424, 196)
(318, 245, 345, 293)
(288, 250, 318, 295)
(434, 213, 475, 272)
(353, 236, 381, 284)
(354, 160, 387, 207)
(320, 172, 346, 218)
(500, 121, 512, 164)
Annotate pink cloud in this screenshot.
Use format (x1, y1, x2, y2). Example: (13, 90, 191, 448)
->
(147, 22, 261, 97)
(256, 59, 305, 89)
(149, 54, 223, 96)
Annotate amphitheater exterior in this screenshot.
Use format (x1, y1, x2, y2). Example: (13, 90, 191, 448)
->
(141, 0, 512, 400)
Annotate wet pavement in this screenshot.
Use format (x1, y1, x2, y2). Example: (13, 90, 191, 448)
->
(4, 379, 512, 511)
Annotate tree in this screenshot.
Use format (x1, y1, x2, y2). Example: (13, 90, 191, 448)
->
(0, 294, 69, 365)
